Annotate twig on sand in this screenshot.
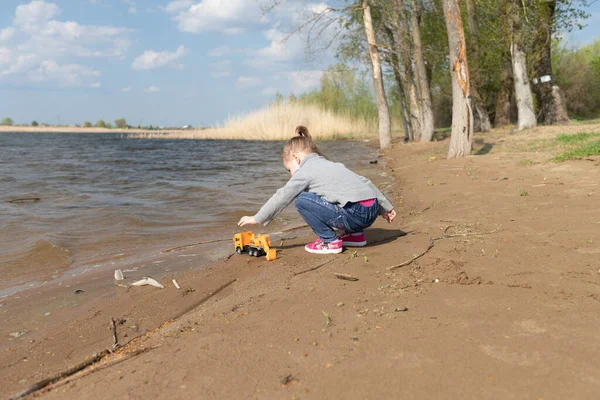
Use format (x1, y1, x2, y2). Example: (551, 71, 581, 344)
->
(110, 318, 119, 350)
(160, 225, 308, 254)
(388, 225, 502, 271)
(333, 273, 359, 281)
(161, 238, 230, 253)
(388, 238, 435, 271)
(293, 258, 336, 276)
(10, 350, 111, 400)
(38, 346, 159, 395)
(6, 197, 41, 204)
(172, 278, 237, 320)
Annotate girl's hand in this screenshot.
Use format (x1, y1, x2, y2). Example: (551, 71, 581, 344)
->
(382, 209, 397, 223)
(238, 216, 258, 227)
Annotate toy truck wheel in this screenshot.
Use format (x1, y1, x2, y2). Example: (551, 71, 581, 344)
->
(236, 247, 242, 254)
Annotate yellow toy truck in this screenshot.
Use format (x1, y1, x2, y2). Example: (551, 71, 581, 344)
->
(233, 232, 277, 261)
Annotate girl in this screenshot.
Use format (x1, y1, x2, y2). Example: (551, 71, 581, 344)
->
(238, 126, 396, 254)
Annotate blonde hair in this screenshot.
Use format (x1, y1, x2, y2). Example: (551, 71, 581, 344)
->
(282, 125, 320, 161)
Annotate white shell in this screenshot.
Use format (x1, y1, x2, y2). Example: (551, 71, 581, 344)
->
(172, 279, 181, 289)
(131, 277, 164, 289)
(114, 269, 124, 281)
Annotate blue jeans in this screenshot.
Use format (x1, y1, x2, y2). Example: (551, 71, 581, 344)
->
(294, 192, 379, 243)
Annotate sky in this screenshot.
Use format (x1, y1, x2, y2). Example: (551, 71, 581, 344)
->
(0, 0, 598, 127)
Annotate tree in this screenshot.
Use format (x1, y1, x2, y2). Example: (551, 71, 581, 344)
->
(31, 121, 39, 127)
(1, 117, 14, 126)
(531, 0, 569, 124)
(115, 118, 128, 128)
(83, 121, 92, 127)
(443, 0, 473, 158)
(362, 0, 392, 149)
(106, 122, 113, 129)
(508, 0, 537, 130)
(465, 0, 492, 132)
(409, 0, 435, 142)
(95, 120, 107, 128)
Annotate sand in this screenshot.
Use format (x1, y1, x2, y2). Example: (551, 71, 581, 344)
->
(2, 125, 600, 399)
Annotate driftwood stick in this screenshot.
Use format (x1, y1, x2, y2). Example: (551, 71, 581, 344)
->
(9, 350, 110, 400)
(111, 318, 119, 350)
(388, 238, 435, 271)
(293, 258, 336, 276)
(333, 273, 359, 281)
(6, 197, 41, 204)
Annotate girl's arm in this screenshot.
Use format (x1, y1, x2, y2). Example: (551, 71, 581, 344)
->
(358, 176, 394, 214)
(239, 171, 309, 227)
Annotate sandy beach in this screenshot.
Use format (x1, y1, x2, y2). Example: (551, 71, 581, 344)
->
(2, 125, 600, 399)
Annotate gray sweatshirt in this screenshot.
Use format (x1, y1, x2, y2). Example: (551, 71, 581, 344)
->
(254, 153, 394, 226)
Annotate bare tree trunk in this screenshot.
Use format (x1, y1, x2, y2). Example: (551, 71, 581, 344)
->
(383, 24, 413, 141)
(394, 0, 423, 142)
(390, 49, 413, 142)
(495, 54, 513, 127)
(409, 0, 435, 142)
(443, 0, 473, 159)
(465, 0, 491, 132)
(362, 0, 392, 148)
(509, 0, 536, 130)
(531, 0, 569, 124)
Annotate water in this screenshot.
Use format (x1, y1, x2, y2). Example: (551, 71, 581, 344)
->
(0, 132, 377, 290)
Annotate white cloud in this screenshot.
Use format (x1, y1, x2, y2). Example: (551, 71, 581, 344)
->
(236, 76, 263, 89)
(0, 1, 133, 87)
(171, 0, 268, 34)
(90, 81, 101, 88)
(0, 27, 15, 42)
(132, 45, 187, 70)
(8, 1, 131, 59)
(28, 60, 100, 86)
(164, 0, 193, 14)
(129, 7, 137, 13)
(121, 86, 131, 92)
(145, 85, 160, 93)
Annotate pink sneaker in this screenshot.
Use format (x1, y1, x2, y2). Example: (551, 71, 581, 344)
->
(304, 239, 343, 254)
(339, 232, 367, 247)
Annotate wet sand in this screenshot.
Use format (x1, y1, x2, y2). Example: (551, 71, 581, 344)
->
(3, 128, 600, 399)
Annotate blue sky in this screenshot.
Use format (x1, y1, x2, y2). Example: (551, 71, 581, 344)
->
(0, 0, 598, 127)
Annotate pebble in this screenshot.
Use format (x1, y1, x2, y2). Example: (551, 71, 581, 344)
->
(394, 307, 409, 312)
(9, 330, 29, 339)
(336, 302, 344, 307)
(44, 312, 51, 316)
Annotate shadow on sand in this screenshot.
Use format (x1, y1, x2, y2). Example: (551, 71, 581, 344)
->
(277, 228, 408, 251)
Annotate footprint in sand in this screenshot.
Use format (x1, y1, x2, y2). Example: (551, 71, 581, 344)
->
(514, 319, 548, 335)
(480, 344, 541, 366)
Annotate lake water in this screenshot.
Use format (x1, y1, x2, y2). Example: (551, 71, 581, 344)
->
(0, 132, 377, 291)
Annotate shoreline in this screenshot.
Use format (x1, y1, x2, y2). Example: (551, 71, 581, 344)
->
(0, 125, 379, 141)
(3, 126, 600, 398)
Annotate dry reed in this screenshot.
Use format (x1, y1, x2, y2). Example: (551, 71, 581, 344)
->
(127, 102, 376, 140)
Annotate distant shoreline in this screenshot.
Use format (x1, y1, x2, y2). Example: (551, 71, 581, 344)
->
(0, 125, 203, 135)
(0, 125, 376, 141)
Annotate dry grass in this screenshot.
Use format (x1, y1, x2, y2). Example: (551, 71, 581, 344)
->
(128, 102, 377, 141)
